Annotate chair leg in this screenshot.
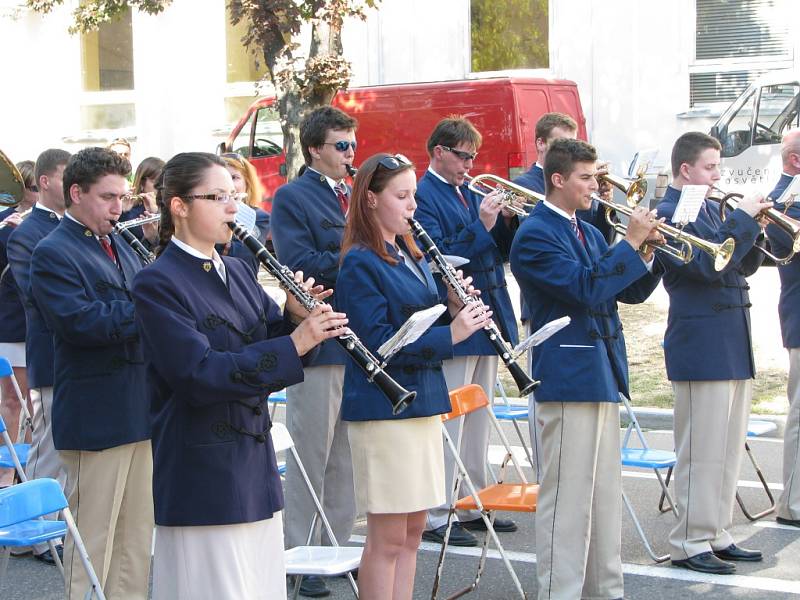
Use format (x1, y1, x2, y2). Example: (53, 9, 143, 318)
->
(345, 571, 359, 598)
(62, 510, 107, 600)
(48, 538, 64, 577)
(0, 546, 10, 585)
(430, 506, 458, 600)
(654, 468, 678, 517)
(622, 490, 670, 563)
(735, 441, 776, 521)
(657, 466, 674, 514)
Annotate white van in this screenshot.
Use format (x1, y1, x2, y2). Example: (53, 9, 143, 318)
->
(709, 70, 800, 195)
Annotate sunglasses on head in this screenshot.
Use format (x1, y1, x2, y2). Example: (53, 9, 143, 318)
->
(221, 152, 246, 165)
(323, 140, 358, 153)
(439, 145, 477, 161)
(377, 154, 412, 171)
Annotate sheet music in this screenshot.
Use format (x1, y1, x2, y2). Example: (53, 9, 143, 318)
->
(627, 149, 658, 178)
(513, 316, 571, 356)
(777, 174, 800, 206)
(430, 255, 470, 274)
(672, 185, 708, 224)
(234, 201, 259, 236)
(378, 304, 447, 361)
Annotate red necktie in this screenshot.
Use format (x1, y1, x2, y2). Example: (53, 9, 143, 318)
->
(454, 186, 469, 210)
(570, 217, 586, 245)
(336, 184, 349, 215)
(100, 237, 117, 264)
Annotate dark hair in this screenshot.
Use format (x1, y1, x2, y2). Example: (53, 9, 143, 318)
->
(299, 106, 358, 165)
(15, 161, 36, 190)
(342, 153, 422, 265)
(543, 138, 597, 194)
(426, 116, 482, 156)
(34, 148, 71, 183)
(155, 152, 227, 255)
(133, 156, 165, 196)
(62, 147, 130, 208)
(671, 132, 721, 178)
(535, 112, 578, 142)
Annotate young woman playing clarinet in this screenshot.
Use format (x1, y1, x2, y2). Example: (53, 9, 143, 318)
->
(337, 152, 490, 599)
(130, 152, 347, 599)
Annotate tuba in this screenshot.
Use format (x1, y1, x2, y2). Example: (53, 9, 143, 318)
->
(0, 148, 24, 209)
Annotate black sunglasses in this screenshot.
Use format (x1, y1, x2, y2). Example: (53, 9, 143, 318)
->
(439, 145, 477, 161)
(377, 154, 412, 171)
(323, 140, 358, 152)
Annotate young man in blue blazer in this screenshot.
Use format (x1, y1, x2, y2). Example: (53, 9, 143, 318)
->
(511, 138, 661, 599)
(656, 132, 772, 575)
(270, 106, 358, 597)
(765, 129, 800, 528)
(30, 147, 153, 600)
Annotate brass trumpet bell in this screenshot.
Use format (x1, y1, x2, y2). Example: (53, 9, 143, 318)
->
(0, 148, 24, 208)
(598, 172, 648, 207)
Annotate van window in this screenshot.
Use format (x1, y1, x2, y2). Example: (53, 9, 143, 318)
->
(754, 83, 800, 145)
(718, 91, 756, 158)
(252, 108, 284, 158)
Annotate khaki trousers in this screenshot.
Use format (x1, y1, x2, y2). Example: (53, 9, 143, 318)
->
(24, 387, 71, 554)
(536, 401, 623, 600)
(283, 365, 355, 548)
(427, 355, 498, 529)
(778, 348, 800, 520)
(60, 439, 154, 600)
(669, 379, 751, 560)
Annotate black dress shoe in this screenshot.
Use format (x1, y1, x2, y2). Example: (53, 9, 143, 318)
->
(460, 516, 518, 532)
(33, 546, 63, 566)
(777, 516, 800, 528)
(713, 544, 763, 562)
(672, 552, 736, 574)
(421, 522, 478, 547)
(297, 575, 330, 598)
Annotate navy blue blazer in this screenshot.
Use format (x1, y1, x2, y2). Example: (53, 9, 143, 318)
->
(766, 174, 800, 348)
(510, 202, 659, 402)
(132, 243, 306, 527)
(30, 216, 150, 450)
(415, 170, 518, 355)
(271, 168, 347, 366)
(655, 185, 763, 381)
(6, 207, 60, 388)
(0, 208, 26, 343)
(337, 241, 454, 421)
(216, 207, 270, 276)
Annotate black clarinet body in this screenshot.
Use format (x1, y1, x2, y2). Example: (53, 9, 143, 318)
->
(228, 222, 415, 415)
(407, 218, 539, 396)
(112, 222, 155, 264)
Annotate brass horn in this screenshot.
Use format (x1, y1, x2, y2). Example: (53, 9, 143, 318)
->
(465, 174, 544, 216)
(710, 186, 800, 266)
(598, 172, 649, 207)
(0, 148, 24, 209)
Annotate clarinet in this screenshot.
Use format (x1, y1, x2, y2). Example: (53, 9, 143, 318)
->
(407, 218, 539, 396)
(228, 222, 415, 415)
(112, 221, 156, 264)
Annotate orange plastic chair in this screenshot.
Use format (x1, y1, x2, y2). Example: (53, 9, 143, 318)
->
(432, 385, 538, 600)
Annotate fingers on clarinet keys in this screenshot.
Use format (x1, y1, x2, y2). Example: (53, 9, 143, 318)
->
(672, 552, 736, 574)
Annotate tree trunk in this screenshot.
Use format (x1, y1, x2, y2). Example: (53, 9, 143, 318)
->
(279, 87, 306, 181)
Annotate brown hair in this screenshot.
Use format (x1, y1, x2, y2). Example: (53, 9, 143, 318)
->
(342, 153, 422, 265)
(535, 112, 578, 142)
(543, 138, 597, 194)
(133, 156, 165, 196)
(671, 132, 721, 177)
(426, 116, 482, 156)
(15, 160, 36, 190)
(222, 154, 264, 208)
(299, 106, 358, 165)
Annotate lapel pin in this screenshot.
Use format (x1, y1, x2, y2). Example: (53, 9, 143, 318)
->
(203, 262, 212, 272)
(84, 229, 93, 237)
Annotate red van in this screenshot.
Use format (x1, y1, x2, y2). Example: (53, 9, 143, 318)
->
(220, 76, 587, 212)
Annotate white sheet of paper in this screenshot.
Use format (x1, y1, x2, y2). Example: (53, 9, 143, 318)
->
(776, 175, 800, 206)
(513, 316, 571, 356)
(627, 149, 658, 178)
(672, 185, 708, 224)
(235, 201, 258, 236)
(378, 304, 447, 361)
(429, 255, 470, 275)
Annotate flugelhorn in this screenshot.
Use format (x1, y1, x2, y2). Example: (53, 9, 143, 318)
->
(465, 174, 543, 216)
(710, 186, 800, 266)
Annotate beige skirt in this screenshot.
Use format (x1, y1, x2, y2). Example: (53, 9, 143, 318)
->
(348, 415, 445, 514)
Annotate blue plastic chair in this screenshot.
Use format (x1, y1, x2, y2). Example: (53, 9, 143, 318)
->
(0, 478, 106, 599)
(488, 378, 534, 484)
(268, 389, 287, 419)
(0, 357, 32, 475)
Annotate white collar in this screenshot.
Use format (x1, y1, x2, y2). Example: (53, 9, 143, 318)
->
(542, 199, 575, 221)
(427, 166, 451, 186)
(171, 236, 226, 282)
(535, 162, 543, 170)
(306, 166, 344, 194)
(64, 211, 99, 241)
(34, 201, 61, 219)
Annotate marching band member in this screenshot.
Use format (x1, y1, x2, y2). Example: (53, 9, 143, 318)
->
(6, 148, 71, 563)
(765, 129, 800, 528)
(30, 147, 153, 599)
(656, 132, 771, 574)
(131, 151, 344, 599)
(337, 152, 489, 599)
(415, 116, 518, 546)
(510, 138, 661, 599)
(120, 155, 164, 242)
(270, 105, 358, 597)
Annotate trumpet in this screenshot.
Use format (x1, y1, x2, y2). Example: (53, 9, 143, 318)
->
(710, 186, 800, 266)
(116, 213, 161, 230)
(465, 174, 543, 216)
(595, 174, 735, 271)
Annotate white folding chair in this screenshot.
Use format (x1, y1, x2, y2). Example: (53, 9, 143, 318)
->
(486, 378, 534, 484)
(271, 423, 361, 599)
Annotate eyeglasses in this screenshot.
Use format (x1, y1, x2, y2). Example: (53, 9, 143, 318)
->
(439, 145, 477, 161)
(377, 154, 412, 171)
(183, 192, 248, 204)
(323, 141, 358, 153)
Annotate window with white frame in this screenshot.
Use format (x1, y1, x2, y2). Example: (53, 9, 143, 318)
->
(690, 0, 793, 107)
(224, 6, 268, 124)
